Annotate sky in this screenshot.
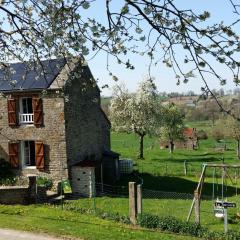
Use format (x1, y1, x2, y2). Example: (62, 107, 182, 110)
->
(81, 0, 240, 96)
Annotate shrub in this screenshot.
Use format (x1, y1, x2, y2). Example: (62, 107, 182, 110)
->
(96, 210, 130, 224)
(37, 177, 53, 190)
(137, 213, 240, 240)
(212, 128, 225, 141)
(197, 129, 208, 140)
(0, 158, 16, 185)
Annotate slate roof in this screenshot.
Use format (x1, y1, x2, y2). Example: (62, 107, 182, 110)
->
(0, 58, 66, 91)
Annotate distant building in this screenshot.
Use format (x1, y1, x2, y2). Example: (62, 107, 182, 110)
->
(160, 128, 198, 150)
(162, 96, 197, 107)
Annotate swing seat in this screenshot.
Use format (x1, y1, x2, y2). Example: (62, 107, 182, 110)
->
(214, 207, 224, 218)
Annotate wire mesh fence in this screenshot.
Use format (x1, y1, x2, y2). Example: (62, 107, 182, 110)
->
(54, 183, 130, 218)
(1, 173, 237, 232)
(141, 186, 240, 232)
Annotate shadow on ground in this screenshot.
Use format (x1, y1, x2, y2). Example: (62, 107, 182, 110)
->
(117, 172, 240, 198)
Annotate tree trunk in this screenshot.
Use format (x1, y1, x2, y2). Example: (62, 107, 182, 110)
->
(211, 114, 215, 126)
(138, 134, 144, 159)
(170, 140, 174, 154)
(237, 140, 240, 159)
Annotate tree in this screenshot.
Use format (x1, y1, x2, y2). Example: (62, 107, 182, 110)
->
(109, 79, 159, 159)
(213, 116, 240, 159)
(226, 117, 240, 159)
(159, 104, 185, 154)
(0, 0, 239, 118)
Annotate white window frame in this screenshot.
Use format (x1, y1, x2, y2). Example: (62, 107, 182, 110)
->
(21, 140, 36, 169)
(19, 98, 34, 124)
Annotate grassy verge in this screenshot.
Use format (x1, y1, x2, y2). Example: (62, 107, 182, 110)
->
(0, 204, 198, 240)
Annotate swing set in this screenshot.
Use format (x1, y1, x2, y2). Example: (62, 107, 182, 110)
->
(187, 163, 240, 232)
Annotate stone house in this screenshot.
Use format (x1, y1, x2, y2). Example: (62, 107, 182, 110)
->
(160, 128, 198, 150)
(0, 58, 119, 196)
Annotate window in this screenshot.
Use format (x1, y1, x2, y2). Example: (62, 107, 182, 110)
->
(21, 140, 36, 167)
(21, 98, 33, 114)
(8, 97, 43, 127)
(9, 140, 44, 169)
(19, 98, 34, 124)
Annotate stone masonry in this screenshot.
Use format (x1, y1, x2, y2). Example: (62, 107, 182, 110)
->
(0, 58, 112, 188)
(0, 92, 68, 183)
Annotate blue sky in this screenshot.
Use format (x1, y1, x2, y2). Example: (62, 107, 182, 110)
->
(82, 0, 240, 96)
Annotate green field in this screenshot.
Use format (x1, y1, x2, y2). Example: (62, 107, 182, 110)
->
(58, 127, 240, 234)
(1, 120, 240, 238)
(0, 204, 198, 240)
(108, 127, 240, 232)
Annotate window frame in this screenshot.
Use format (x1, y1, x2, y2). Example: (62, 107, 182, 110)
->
(20, 140, 36, 169)
(19, 97, 34, 125)
(19, 97, 33, 114)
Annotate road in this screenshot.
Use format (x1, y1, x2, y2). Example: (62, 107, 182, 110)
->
(0, 228, 70, 240)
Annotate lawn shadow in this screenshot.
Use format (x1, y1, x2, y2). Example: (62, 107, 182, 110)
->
(139, 173, 239, 199)
(151, 157, 222, 163)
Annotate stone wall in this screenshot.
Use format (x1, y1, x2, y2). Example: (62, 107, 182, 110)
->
(0, 176, 46, 204)
(0, 186, 30, 204)
(64, 64, 111, 165)
(0, 92, 68, 184)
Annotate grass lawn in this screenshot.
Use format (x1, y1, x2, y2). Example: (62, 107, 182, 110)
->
(0, 204, 198, 240)
(2, 121, 240, 238)
(106, 129, 240, 232)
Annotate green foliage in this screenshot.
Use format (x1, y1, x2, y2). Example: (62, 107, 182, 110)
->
(0, 158, 16, 185)
(138, 214, 204, 235)
(159, 104, 185, 153)
(96, 210, 130, 224)
(138, 214, 240, 240)
(197, 129, 208, 140)
(109, 79, 160, 158)
(37, 177, 53, 190)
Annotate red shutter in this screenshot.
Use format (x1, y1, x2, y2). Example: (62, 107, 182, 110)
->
(7, 98, 17, 127)
(8, 142, 19, 168)
(33, 98, 43, 127)
(35, 141, 44, 169)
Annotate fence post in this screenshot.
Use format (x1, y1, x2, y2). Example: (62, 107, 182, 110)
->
(194, 190, 200, 224)
(129, 182, 137, 225)
(28, 176, 37, 204)
(137, 184, 142, 215)
(184, 160, 188, 176)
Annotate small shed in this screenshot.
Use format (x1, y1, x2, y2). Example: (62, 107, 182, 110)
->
(71, 161, 97, 198)
(102, 150, 120, 183)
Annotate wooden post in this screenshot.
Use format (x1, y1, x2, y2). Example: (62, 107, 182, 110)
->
(187, 164, 206, 222)
(28, 176, 37, 203)
(194, 190, 200, 224)
(129, 182, 137, 225)
(137, 184, 142, 215)
(184, 160, 187, 176)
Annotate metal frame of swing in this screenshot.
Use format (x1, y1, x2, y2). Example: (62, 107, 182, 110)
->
(187, 163, 240, 223)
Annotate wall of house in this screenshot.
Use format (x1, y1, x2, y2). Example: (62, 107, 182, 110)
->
(0, 92, 68, 184)
(64, 64, 111, 166)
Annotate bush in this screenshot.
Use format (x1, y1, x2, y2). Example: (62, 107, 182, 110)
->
(212, 128, 225, 141)
(96, 210, 130, 224)
(37, 177, 53, 190)
(197, 129, 208, 140)
(137, 213, 240, 240)
(0, 158, 16, 185)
